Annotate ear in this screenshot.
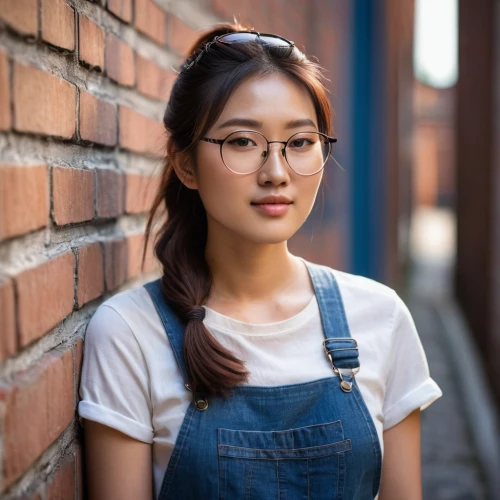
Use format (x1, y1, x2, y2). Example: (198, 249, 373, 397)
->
(171, 151, 199, 190)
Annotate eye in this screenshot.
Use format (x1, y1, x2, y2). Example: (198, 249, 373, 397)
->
(289, 138, 313, 148)
(228, 137, 257, 147)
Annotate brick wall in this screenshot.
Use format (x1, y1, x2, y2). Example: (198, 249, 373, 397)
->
(0, 0, 343, 497)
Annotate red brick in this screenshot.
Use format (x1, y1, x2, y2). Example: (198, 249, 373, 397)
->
(167, 15, 198, 56)
(136, 53, 176, 100)
(135, 0, 166, 45)
(0, 164, 49, 240)
(41, 0, 75, 51)
(47, 456, 75, 499)
(14, 63, 76, 139)
(105, 34, 135, 87)
(52, 166, 94, 225)
(0, 0, 38, 36)
(3, 349, 74, 489)
(125, 173, 160, 214)
(0, 278, 16, 361)
(78, 15, 105, 70)
(96, 168, 124, 218)
(0, 51, 11, 130)
(127, 233, 159, 279)
(107, 0, 132, 23)
(103, 238, 127, 290)
(14, 252, 75, 346)
(79, 90, 117, 146)
(119, 106, 164, 155)
(76, 243, 104, 308)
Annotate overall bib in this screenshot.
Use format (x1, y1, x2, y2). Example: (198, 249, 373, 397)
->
(145, 261, 382, 499)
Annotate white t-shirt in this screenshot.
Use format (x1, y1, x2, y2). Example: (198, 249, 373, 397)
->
(78, 266, 442, 499)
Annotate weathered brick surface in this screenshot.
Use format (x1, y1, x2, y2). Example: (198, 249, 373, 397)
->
(125, 173, 160, 214)
(52, 166, 95, 225)
(74, 338, 83, 384)
(79, 90, 117, 146)
(3, 349, 74, 490)
(14, 63, 76, 139)
(0, 278, 16, 361)
(20, 492, 43, 500)
(76, 243, 104, 308)
(105, 34, 135, 87)
(47, 456, 75, 499)
(103, 238, 127, 291)
(107, 0, 132, 23)
(41, 0, 75, 51)
(96, 168, 124, 218)
(135, 0, 166, 45)
(78, 15, 105, 70)
(119, 106, 164, 155)
(14, 252, 75, 347)
(0, 164, 49, 241)
(0, 0, 38, 36)
(0, 51, 11, 130)
(136, 54, 176, 100)
(167, 15, 198, 56)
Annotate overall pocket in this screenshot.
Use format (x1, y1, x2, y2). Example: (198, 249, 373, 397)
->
(217, 420, 351, 500)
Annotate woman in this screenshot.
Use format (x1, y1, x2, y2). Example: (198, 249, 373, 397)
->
(78, 23, 442, 500)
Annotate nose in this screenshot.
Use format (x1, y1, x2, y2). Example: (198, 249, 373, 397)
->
(257, 142, 291, 186)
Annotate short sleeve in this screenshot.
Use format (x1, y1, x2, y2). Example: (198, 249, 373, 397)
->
(382, 293, 442, 430)
(78, 304, 154, 443)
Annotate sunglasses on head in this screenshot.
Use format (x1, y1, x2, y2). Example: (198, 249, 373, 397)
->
(181, 31, 295, 73)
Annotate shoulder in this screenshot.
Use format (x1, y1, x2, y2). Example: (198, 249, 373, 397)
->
(306, 260, 400, 319)
(85, 283, 160, 351)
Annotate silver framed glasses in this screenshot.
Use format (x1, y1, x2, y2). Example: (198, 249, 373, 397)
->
(201, 130, 337, 176)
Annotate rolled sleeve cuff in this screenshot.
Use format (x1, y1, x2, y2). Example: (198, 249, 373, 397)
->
(78, 400, 154, 443)
(383, 378, 443, 430)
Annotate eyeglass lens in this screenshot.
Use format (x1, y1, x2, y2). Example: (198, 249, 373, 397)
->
(219, 33, 292, 48)
(221, 131, 331, 175)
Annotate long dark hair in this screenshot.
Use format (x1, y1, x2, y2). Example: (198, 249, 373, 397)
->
(143, 23, 333, 395)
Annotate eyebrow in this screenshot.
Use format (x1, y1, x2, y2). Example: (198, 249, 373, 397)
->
(217, 118, 318, 130)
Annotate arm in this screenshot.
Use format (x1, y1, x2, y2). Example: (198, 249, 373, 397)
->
(378, 409, 422, 500)
(83, 419, 153, 500)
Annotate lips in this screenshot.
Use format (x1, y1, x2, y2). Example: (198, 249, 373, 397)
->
(250, 196, 293, 216)
(251, 195, 293, 205)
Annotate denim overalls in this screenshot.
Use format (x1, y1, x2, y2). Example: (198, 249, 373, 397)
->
(145, 260, 382, 499)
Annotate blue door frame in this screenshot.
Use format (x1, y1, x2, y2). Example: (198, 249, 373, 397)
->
(349, 0, 388, 282)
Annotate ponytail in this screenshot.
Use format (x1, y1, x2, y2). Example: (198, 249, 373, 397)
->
(144, 138, 249, 395)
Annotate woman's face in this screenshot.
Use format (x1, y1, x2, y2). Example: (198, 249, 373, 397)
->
(190, 73, 324, 245)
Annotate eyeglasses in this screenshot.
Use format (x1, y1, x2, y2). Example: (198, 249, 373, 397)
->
(182, 31, 295, 73)
(201, 130, 337, 176)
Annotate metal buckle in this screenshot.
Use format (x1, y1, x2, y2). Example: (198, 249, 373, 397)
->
(322, 338, 360, 392)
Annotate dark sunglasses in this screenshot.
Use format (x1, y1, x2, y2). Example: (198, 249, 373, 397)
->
(181, 31, 295, 73)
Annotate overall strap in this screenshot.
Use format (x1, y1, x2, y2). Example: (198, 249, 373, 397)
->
(144, 279, 190, 383)
(303, 260, 360, 391)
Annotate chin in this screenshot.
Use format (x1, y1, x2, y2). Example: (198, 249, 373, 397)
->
(240, 227, 299, 245)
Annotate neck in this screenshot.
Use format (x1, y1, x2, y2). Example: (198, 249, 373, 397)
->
(204, 230, 301, 306)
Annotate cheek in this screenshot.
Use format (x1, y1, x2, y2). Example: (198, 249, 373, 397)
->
(195, 160, 247, 214)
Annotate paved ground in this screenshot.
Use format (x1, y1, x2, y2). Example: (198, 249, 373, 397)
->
(405, 207, 492, 499)
(408, 295, 487, 500)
